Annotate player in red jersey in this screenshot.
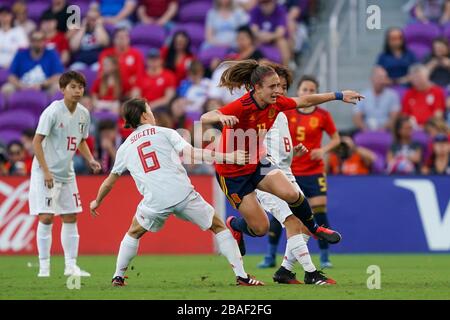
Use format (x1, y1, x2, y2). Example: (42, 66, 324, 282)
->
(200, 60, 363, 260)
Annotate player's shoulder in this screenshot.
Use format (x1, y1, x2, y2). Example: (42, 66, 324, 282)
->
(76, 103, 90, 117)
(42, 99, 63, 115)
(315, 106, 332, 117)
(236, 92, 254, 108)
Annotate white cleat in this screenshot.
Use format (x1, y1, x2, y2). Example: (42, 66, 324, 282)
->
(64, 265, 91, 277)
(38, 268, 50, 277)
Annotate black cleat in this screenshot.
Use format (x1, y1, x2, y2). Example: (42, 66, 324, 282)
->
(304, 270, 336, 285)
(273, 266, 303, 284)
(111, 276, 126, 286)
(236, 274, 264, 286)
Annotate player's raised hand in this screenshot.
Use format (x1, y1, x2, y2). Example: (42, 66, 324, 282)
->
(43, 170, 54, 189)
(294, 143, 309, 156)
(219, 114, 239, 127)
(90, 200, 100, 217)
(342, 90, 365, 104)
(89, 159, 102, 174)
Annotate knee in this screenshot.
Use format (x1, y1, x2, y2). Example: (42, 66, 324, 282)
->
(285, 191, 302, 204)
(61, 214, 77, 223)
(249, 221, 270, 237)
(39, 215, 54, 225)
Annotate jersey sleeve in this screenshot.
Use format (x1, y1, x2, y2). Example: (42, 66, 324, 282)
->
(277, 95, 297, 111)
(322, 110, 337, 136)
(35, 106, 55, 136)
(164, 128, 191, 153)
(218, 100, 243, 118)
(83, 111, 90, 140)
(110, 144, 127, 175)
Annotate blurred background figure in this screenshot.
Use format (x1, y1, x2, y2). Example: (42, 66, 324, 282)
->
(424, 37, 450, 88)
(97, 0, 137, 29)
(0, 5, 28, 69)
(12, 1, 36, 36)
(161, 30, 194, 86)
(421, 133, 450, 174)
(137, 0, 178, 29)
(6, 140, 28, 176)
(40, 11, 70, 66)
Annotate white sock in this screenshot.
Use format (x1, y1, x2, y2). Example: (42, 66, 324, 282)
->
(303, 233, 310, 243)
(215, 230, 247, 278)
(37, 222, 52, 268)
(287, 234, 316, 273)
(114, 233, 139, 278)
(61, 222, 79, 268)
(282, 233, 312, 271)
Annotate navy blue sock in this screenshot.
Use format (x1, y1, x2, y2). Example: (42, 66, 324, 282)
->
(313, 207, 330, 250)
(266, 215, 282, 257)
(288, 194, 318, 233)
(230, 216, 260, 237)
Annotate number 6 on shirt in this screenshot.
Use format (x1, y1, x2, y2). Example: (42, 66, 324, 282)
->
(137, 141, 160, 173)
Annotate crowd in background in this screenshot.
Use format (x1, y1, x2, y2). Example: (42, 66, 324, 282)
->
(0, 0, 449, 176)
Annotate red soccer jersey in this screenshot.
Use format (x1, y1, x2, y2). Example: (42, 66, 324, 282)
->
(215, 92, 297, 177)
(134, 69, 176, 103)
(286, 107, 337, 176)
(401, 85, 445, 126)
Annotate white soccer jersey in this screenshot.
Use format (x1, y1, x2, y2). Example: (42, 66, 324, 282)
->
(111, 124, 195, 212)
(31, 99, 90, 182)
(264, 112, 295, 182)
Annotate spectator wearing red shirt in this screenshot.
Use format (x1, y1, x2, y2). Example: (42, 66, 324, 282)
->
(132, 48, 176, 111)
(98, 28, 145, 95)
(402, 63, 446, 127)
(161, 31, 194, 86)
(40, 11, 70, 65)
(137, 0, 178, 27)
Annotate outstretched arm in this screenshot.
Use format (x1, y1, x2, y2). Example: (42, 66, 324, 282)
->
(291, 90, 364, 109)
(90, 173, 120, 217)
(181, 145, 248, 165)
(200, 110, 239, 127)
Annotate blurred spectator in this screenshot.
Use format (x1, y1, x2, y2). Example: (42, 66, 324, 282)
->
(6, 140, 28, 176)
(424, 116, 449, 138)
(250, 0, 291, 65)
(327, 135, 376, 175)
(0, 145, 7, 176)
(377, 27, 416, 85)
(20, 128, 35, 173)
(161, 31, 194, 86)
(132, 48, 176, 111)
(96, 119, 121, 173)
(69, 6, 110, 71)
(170, 98, 193, 132)
(286, 0, 309, 54)
(424, 37, 450, 88)
(387, 116, 423, 174)
(353, 66, 401, 131)
(176, 60, 210, 121)
(2, 30, 63, 96)
(402, 64, 446, 127)
(42, 0, 71, 33)
(153, 108, 174, 128)
(414, 0, 450, 24)
(98, 0, 137, 29)
(137, 0, 178, 28)
(422, 133, 450, 174)
(204, 0, 249, 48)
(0, 5, 28, 69)
(208, 61, 247, 104)
(40, 11, 70, 66)
(98, 28, 145, 95)
(227, 26, 265, 61)
(91, 55, 124, 114)
(236, 0, 257, 11)
(12, 1, 36, 35)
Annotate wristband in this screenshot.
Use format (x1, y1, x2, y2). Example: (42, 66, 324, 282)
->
(334, 91, 343, 100)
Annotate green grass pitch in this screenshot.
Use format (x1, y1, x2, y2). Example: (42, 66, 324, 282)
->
(1, 254, 449, 300)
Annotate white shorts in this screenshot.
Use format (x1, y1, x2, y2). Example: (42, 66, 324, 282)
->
(256, 181, 303, 227)
(28, 169, 82, 216)
(136, 190, 215, 232)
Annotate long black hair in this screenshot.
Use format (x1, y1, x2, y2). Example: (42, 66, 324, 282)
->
(383, 27, 407, 55)
(165, 31, 192, 72)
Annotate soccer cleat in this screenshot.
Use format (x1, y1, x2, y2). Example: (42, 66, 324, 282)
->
(320, 261, 333, 269)
(304, 270, 336, 285)
(111, 276, 126, 286)
(273, 266, 303, 284)
(313, 226, 342, 244)
(38, 268, 50, 277)
(226, 216, 246, 256)
(236, 274, 264, 286)
(257, 256, 276, 269)
(64, 265, 91, 277)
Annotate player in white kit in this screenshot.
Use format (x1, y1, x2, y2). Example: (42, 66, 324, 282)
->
(29, 71, 102, 277)
(255, 64, 336, 285)
(89, 98, 264, 287)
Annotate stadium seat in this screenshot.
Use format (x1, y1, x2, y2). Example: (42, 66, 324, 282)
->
(79, 68, 97, 92)
(177, 1, 213, 24)
(170, 23, 205, 52)
(0, 92, 5, 111)
(372, 152, 387, 174)
(198, 46, 230, 68)
(27, 1, 50, 23)
(443, 22, 450, 44)
(0, 109, 37, 131)
(0, 68, 9, 88)
(408, 42, 431, 61)
(0, 129, 22, 145)
(412, 129, 431, 160)
(130, 24, 166, 48)
(354, 131, 393, 157)
(92, 110, 120, 122)
(259, 45, 282, 64)
(7, 89, 48, 116)
(404, 22, 441, 47)
(390, 84, 408, 100)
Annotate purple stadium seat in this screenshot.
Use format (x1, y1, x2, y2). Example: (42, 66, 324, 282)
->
(135, 45, 153, 58)
(0, 109, 37, 131)
(92, 110, 119, 122)
(0, 68, 9, 88)
(178, 1, 212, 24)
(198, 46, 229, 68)
(0, 92, 4, 111)
(171, 23, 205, 51)
(408, 42, 431, 61)
(412, 129, 431, 160)
(27, 1, 50, 23)
(259, 45, 282, 63)
(50, 91, 64, 101)
(79, 68, 97, 92)
(404, 22, 441, 47)
(354, 131, 393, 157)
(0, 129, 22, 145)
(8, 89, 48, 116)
(390, 85, 408, 100)
(372, 152, 386, 174)
(130, 24, 166, 48)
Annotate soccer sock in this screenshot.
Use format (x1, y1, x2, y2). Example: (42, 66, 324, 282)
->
(37, 222, 52, 268)
(313, 206, 330, 251)
(230, 216, 261, 237)
(281, 232, 311, 271)
(288, 193, 318, 234)
(215, 230, 247, 278)
(287, 234, 316, 273)
(61, 222, 79, 268)
(266, 215, 282, 258)
(114, 233, 139, 278)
